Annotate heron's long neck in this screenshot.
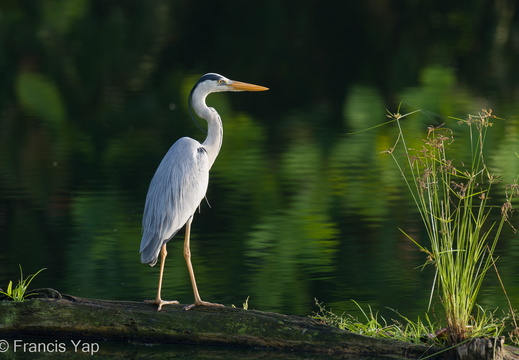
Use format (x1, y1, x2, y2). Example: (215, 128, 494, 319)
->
(192, 93, 223, 168)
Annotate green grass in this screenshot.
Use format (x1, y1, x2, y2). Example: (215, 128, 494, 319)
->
(387, 109, 515, 345)
(313, 299, 440, 345)
(315, 109, 518, 349)
(0, 265, 46, 302)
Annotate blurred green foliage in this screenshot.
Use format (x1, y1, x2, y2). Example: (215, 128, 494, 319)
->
(0, 1, 518, 318)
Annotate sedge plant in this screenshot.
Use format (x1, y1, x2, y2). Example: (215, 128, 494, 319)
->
(387, 109, 514, 345)
(0, 265, 46, 302)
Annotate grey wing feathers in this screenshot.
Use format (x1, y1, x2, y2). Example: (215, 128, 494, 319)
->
(140, 137, 210, 265)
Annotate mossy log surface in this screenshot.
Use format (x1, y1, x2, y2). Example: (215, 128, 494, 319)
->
(0, 291, 518, 359)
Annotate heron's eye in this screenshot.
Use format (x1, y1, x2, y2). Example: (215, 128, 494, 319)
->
(218, 79, 225, 85)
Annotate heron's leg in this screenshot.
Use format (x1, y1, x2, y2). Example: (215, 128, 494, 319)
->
(183, 217, 224, 311)
(145, 243, 179, 311)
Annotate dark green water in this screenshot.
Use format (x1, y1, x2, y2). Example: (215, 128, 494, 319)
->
(1, 1, 519, 358)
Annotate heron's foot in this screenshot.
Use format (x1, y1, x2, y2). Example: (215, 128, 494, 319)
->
(144, 298, 179, 311)
(183, 300, 224, 311)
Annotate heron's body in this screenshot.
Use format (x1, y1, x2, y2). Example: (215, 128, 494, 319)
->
(139, 73, 268, 310)
(140, 137, 209, 265)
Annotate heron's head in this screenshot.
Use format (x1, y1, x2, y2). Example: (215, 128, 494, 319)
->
(193, 73, 269, 95)
(188, 73, 268, 126)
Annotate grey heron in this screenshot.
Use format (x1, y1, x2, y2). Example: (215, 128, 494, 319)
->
(139, 73, 268, 311)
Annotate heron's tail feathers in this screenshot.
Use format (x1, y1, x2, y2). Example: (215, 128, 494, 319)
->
(140, 248, 159, 266)
(139, 233, 162, 266)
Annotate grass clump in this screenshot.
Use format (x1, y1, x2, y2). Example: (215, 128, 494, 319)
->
(386, 109, 516, 345)
(315, 109, 518, 349)
(0, 265, 46, 302)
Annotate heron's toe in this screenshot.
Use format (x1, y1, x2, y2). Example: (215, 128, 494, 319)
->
(183, 300, 224, 311)
(144, 298, 179, 311)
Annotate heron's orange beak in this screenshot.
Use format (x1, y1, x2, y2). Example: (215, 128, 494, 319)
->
(229, 80, 269, 91)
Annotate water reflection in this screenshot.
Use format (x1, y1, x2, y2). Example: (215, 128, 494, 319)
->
(2, 73, 519, 321)
(2, 75, 519, 323)
(1, 7, 519, 358)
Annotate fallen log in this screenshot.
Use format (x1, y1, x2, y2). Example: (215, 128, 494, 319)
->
(0, 290, 517, 359)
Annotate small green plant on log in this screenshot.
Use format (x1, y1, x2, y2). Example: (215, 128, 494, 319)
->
(0, 265, 46, 302)
(231, 296, 251, 310)
(386, 109, 517, 346)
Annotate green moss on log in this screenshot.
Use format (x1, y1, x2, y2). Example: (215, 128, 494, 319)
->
(0, 293, 516, 359)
